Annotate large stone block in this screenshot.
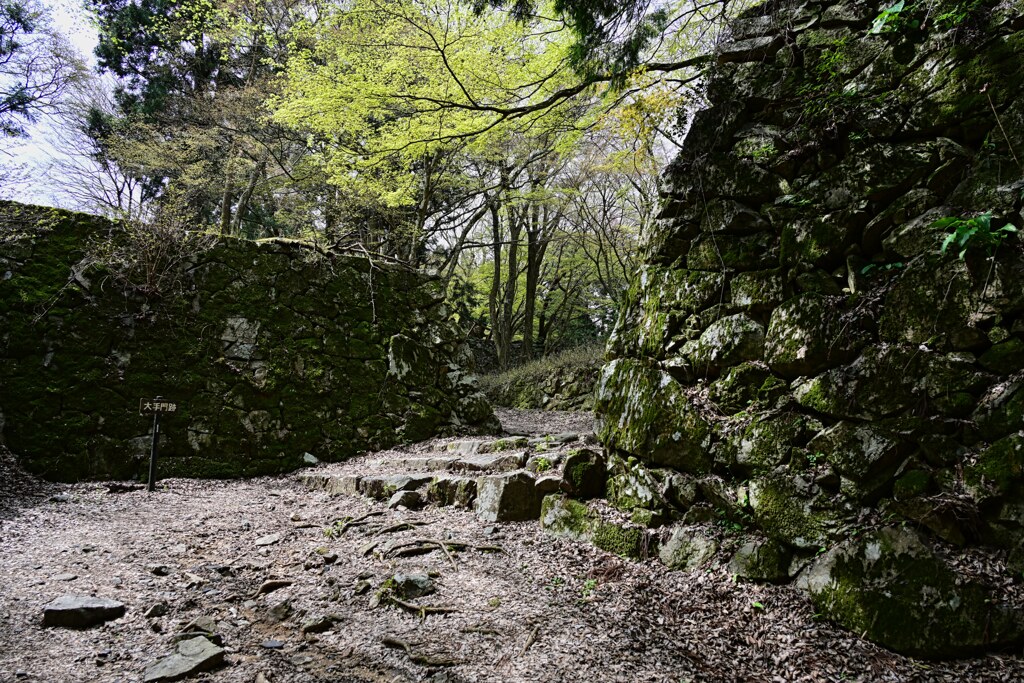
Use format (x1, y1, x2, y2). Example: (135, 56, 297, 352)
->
(764, 295, 870, 379)
(475, 471, 541, 522)
(798, 527, 1024, 658)
(595, 359, 712, 473)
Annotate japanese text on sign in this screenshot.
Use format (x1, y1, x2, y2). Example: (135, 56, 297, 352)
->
(139, 399, 178, 414)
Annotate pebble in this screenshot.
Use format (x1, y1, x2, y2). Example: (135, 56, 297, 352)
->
(51, 573, 77, 582)
(266, 599, 292, 623)
(300, 615, 338, 634)
(255, 533, 280, 547)
(261, 639, 284, 649)
(144, 603, 168, 618)
(393, 571, 435, 599)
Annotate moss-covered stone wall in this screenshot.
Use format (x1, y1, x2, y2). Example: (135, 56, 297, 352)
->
(0, 202, 497, 482)
(595, 0, 1024, 656)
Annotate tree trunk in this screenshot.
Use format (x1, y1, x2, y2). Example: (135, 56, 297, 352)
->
(219, 180, 235, 236)
(488, 201, 508, 369)
(232, 157, 266, 237)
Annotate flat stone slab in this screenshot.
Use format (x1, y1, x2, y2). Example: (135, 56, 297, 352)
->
(254, 533, 280, 547)
(42, 595, 125, 628)
(453, 452, 527, 472)
(446, 440, 485, 455)
(143, 636, 225, 682)
(391, 456, 458, 471)
(302, 473, 361, 496)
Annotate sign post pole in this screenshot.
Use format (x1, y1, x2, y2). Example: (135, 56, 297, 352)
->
(148, 408, 161, 492)
(146, 395, 161, 491)
(140, 396, 179, 492)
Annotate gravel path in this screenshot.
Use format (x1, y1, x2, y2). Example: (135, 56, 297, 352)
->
(1, 419, 1023, 682)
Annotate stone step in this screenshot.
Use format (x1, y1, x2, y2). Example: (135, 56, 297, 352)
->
(364, 451, 528, 474)
(300, 473, 360, 496)
(303, 466, 571, 517)
(441, 436, 531, 455)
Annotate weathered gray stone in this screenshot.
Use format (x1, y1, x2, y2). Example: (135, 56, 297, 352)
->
(728, 539, 791, 582)
(605, 454, 667, 513)
(0, 203, 498, 482)
(301, 614, 340, 634)
(254, 533, 280, 547)
(392, 571, 435, 599)
(540, 495, 593, 541)
(721, 413, 809, 473)
(658, 527, 718, 571)
(475, 471, 541, 522)
(595, 359, 712, 474)
(748, 473, 842, 549)
(965, 433, 1024, 502)
(798, 527, 1024, 657)
(808, 422, 907, 501)
(454, 452, 527, 472)
(794, 346, 926, 420)
(688, 314, 765, 375)
(142, 637, 225, 682)
(387, 490, 422, 509)
(539, 495, 649, 559)
(764, 295, 869, 379)
(42, 595, 125, 628)
(302, 473, 361, 496)
(718, 35, 780, 63)
(426, 475, 477, 507)
(534, 476, 562, 495)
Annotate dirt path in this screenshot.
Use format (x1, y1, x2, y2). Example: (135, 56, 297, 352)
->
(1, 416, 1022, 683)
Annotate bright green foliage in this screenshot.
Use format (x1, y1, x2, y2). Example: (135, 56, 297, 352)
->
(936, 212, 1018, 259)
(272, 0, 585, 207)
(871, 1, 908, 34)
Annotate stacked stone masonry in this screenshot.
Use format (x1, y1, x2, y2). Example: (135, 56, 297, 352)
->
(595, 0, 1024, 657)
(0, 202, 497, 481)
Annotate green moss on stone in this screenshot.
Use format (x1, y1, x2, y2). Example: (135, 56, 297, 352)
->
(592, 521, 647, 559)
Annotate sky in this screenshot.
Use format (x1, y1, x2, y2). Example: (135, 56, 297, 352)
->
(1, 0, 100, 207)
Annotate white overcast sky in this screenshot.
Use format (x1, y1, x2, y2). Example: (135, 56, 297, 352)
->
(2, 0, 100, 206)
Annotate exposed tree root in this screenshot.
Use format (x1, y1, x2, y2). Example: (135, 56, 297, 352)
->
(381, 636, 464, 667)
(251, 579, 293, 598)
(382, 538, 505, 568)
(372, 521, 426, 536)
(384, 594, 459, 618)
(333, 510, 384, 534)
(519, 625, 540, 656)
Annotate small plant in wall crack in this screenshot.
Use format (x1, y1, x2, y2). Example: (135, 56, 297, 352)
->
(936, 212, 1017, 260)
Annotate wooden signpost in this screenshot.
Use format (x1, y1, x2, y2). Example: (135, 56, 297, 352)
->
(139, 397, 180, 492)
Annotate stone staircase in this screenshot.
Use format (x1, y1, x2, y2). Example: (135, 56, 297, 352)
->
(300, 432, 602, 521)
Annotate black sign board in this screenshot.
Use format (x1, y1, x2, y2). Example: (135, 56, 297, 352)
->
(139, 399, 179, 415)
(139, 396, 180, 491)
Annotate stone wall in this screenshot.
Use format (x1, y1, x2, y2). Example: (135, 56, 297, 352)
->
(595, 0, 1024, 656)
(0, 202, 497, 482)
